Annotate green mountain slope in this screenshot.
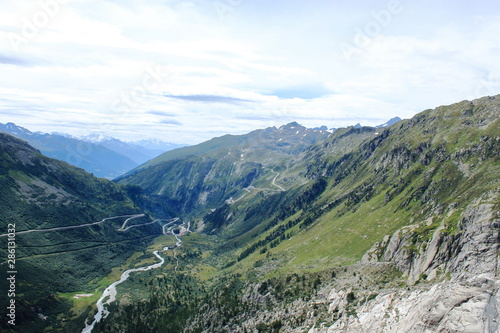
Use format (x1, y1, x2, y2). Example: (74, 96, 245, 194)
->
(220, 96, 499, 273)
(0, 133, 161, 332)
(100, 95, 499, 332)
(116, 122, 330, 218)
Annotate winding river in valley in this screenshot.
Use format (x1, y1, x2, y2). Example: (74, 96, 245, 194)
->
(82, 218, 187, 333)
(81, 251, 165, 333)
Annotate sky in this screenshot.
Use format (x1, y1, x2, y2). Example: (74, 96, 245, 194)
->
(1, 0, 499, 144)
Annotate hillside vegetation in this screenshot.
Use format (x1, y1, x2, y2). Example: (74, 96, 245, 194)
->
(0, 133, 161, 333)
(1, 95, 498, 332)
(101, 96, 498, 332)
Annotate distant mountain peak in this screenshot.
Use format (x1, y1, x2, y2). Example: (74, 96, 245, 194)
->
(81, 132, 114, 143)
(279, 121, 305, 131)
(1, 122, 33, 136)
(132, 138, 187, 151)
(50, 131, 77, 139)
(376, 116, 402, 128)
(138, 138, 164, 145)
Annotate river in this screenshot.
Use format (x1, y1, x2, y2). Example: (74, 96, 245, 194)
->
(82, 219, 187, 333)
(81, 250, 165, 333)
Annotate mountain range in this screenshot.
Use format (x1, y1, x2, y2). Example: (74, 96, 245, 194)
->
(0, 118, 397, 181)
(0, 97, 498, 333)
(116, 122, 331, 219)
(0, 123, 187, 179)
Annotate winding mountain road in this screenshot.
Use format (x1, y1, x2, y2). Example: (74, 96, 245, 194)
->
(225, 169, 285, 205)
(0, 214, 146, 237)
(119, 216, 178, 232)
(0, 209, 189, 333)
(270, 169, 285, 191)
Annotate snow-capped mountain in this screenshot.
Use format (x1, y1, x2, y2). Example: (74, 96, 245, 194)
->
(81, 132, 115, 143)
(0, 123, 189, 173)
(79, 134, 187, 163)
(133, 138, 187, 152)
(310, 117, 401, 133)
(1, 122, 34, 136)
(0, 122, 137, 179)
(50, 132, 77, 139)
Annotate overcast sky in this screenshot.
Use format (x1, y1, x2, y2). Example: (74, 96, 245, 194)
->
(1, 0, 499, 144)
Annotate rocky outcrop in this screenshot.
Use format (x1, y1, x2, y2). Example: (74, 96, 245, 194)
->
(362, 193, 499, 284)
(311, 274, 499, 333)
(447, 200, 500, 278)
(343, 192, 500, 332)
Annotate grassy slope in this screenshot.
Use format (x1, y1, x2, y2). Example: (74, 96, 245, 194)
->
(217, 96, 500, 277)
(0, 133, 160, 332)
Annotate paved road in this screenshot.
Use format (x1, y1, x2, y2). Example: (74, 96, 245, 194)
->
(271, 169, 286, 191)
(0, 214, 146, 237)
(225, 170, 285, 205)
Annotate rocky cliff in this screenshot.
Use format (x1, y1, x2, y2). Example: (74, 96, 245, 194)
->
(363, 192, 499, 283)
(316, 191, 499, 332)
(312, 274, 499, 333)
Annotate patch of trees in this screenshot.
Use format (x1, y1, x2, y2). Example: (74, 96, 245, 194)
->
(237, 178, 327, 261)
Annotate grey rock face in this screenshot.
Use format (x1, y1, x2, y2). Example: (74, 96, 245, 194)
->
(311, 274, 499, 333)
(342, 192, 499, 332)
(363, 193, 499, 284)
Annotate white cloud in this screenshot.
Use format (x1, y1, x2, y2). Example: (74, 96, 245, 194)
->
(0, 1, 499, 144)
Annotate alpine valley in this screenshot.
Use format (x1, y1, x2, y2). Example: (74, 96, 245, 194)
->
(1, 95, 499, 333)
